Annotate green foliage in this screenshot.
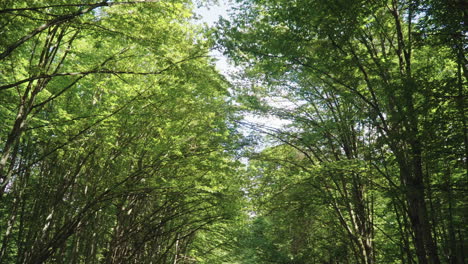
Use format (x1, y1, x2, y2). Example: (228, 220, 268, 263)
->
(1, 0, 466, 263)
(0, 1, 247, 263)
(218, 0, 467, 263)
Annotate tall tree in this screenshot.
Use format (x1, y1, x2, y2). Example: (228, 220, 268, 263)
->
(0, 1, 246, 263)
(218, 0, 467, 263)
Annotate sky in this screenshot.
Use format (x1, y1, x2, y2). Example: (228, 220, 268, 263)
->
(194, 1, 292, 132)
(194, 1, 232, 75)
(195, 1, 231, 26)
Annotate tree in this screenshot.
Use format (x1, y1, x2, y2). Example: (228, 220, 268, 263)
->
(217, 0, 467, 263)
(0, 1, 246, 263)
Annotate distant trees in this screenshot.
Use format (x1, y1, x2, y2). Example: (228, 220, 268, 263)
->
(218, 0, 467, 263)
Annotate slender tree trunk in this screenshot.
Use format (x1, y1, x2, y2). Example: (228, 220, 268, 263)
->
(397, 146, 440, 264)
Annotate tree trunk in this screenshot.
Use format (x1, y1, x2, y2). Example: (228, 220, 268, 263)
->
(397, 146, 440, 264)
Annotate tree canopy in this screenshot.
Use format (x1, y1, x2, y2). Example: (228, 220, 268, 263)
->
(217, 0, 466, 263)
(1, 0, 466, 263)
(0, 1, 246, 263)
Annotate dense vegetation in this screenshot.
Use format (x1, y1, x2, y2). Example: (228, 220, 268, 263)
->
(0, 1, 245, 263)
(217, 0, 467, 263)
(0, 0, 466, 264)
